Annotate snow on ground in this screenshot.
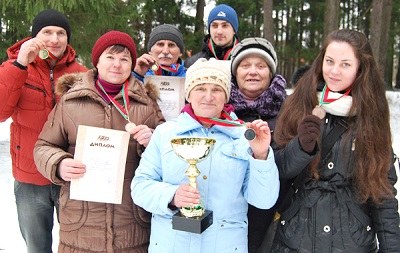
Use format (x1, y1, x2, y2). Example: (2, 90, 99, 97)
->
(0, 91, 399, 252)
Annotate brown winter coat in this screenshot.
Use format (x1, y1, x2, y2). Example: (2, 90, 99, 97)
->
(34, 69, 165, 252)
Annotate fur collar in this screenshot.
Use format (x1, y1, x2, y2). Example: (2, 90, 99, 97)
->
(55, 69, 159, 101)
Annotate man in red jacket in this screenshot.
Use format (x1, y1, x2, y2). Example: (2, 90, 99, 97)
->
(0, 9, 87, 253)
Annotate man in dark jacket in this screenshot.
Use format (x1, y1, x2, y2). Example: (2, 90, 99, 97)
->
(184, 4, 240, 68)
(0, 9, 87, 253)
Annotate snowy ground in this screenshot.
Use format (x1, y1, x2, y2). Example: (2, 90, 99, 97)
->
(0, 91, 399, 252)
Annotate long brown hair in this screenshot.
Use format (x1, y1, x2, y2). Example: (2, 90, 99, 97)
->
(275, 29, 393, 203)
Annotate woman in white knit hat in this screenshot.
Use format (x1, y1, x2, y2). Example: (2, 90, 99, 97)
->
(131, 58, 280, 253)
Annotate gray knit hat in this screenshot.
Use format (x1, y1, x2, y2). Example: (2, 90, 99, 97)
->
(231, 37, 277, 77)
(147, 24, 185, 53)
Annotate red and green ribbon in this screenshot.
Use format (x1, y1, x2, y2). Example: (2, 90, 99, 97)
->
(319, 84, 351, 105)
(96, 80, 130, 121)
(196, 110, 245, 127)
(155, 64, 180, 75)
(207, 37, 238, 60)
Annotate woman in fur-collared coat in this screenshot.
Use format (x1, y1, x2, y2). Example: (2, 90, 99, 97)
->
(34, 31, 165, 253)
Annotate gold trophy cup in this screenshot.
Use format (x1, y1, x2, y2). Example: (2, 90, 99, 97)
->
(170, 137, 216, 234)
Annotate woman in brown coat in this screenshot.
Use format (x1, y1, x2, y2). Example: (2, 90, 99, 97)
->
(34, 31, 165, 253)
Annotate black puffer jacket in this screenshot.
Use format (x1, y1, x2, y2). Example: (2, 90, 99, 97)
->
(184, 34, 239, 68)
(271, 114, 400, 253)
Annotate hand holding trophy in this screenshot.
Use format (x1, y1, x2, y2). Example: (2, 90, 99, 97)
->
(170, 137, 216, 233)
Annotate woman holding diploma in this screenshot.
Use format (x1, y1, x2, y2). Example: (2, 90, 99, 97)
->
(270, 29, 400, 252)
(131, 58, 279, 253)
(34, 31, 165, 253)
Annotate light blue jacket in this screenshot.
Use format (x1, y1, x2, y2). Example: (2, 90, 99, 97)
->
(131, 112, 280, 253)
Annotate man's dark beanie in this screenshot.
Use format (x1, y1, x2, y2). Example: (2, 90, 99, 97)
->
(147, 24, 185, 53)
(31, 9, 71, 43)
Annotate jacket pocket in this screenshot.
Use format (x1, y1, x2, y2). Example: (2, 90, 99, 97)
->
(59, 185, 88, 231)
(219, 146, 248, 184)
(345, 202, 376, 247)
(19, 83, 46, 111)
(215, 213, 248, 251)
(276, 201, 307, 249)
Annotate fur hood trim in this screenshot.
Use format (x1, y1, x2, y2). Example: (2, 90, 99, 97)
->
(144, 80, 160, 101)
(55, 72, 84, 96)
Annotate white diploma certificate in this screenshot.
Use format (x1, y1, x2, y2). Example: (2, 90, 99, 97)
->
(145, 76, 185, 121)
(71, 125, 130, 204)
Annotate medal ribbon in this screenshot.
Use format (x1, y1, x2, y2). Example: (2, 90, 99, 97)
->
(155, 64, 180, 75)
(207, 37, 238, 60)
(319, 84, 351, 105)
(47, 50, 60, 61)
(196, 111, 245, 127)
(96, 80, 130, 121)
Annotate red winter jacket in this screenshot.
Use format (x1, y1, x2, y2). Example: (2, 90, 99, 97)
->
(0, 37, 87, 185)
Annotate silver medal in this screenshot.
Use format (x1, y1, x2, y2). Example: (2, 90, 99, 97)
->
(244, 128, 256, 141)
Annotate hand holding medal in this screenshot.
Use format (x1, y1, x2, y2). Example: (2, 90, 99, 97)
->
(196, 111, 269, 143)
(125, 122, 137, 133)
(39, 48, 60, 61)
(245, 119, 272, 160)
(151, 62, 159, 71)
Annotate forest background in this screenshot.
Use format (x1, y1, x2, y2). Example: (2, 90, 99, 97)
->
(1, 0, 399, 89)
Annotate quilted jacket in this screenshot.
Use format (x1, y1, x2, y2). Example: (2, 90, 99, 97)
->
(34, 70, 165, 252)
(0, 37, 87, 185)
(271, 114, 400, 253)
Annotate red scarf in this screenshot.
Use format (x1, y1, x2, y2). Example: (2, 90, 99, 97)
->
(181, 104, 235, 125)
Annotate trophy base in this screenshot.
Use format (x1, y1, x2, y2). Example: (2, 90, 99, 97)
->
(172, 210, 213, 234)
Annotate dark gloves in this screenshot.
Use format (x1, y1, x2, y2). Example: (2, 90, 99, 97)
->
(297, 115, 322, 153)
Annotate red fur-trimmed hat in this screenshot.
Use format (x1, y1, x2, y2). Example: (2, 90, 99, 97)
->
(91, 31, 137, 70)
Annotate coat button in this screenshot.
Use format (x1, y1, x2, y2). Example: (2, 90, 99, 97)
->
(203, 175, 207, 180)
(323, 225, 331, 232)
(366, 225, 371, 231)
(328, 162, 334, 169)
(281, 220, 286, 225)
(232, 153, 236, 157)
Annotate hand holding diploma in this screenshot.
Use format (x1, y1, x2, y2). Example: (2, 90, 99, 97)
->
(58, 158, 86, 181)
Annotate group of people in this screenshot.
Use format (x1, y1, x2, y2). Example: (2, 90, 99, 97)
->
(0, 4, 399, 253)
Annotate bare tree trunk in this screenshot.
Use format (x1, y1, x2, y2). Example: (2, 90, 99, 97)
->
(195, 0, 205, 33)
(370, 0, 392, 79)
(396, 50, 400, 89)
(263, 0, 274, 44)
(323, 0, 340, 39)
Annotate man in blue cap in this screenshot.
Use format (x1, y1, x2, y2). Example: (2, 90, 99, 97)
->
(185, 4, 239, 68)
